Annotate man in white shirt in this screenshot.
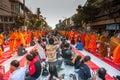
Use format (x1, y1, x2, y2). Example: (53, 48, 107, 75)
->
(9, 60, 25, 80)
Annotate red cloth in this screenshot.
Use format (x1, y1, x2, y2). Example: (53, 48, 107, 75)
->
(29, 60, 36, 75)
(81, 33, 86, 47)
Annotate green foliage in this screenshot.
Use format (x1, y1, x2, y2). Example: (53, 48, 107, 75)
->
(72, 14, 82, 26)
(29, 18, 36, 25)
(35, 19, 43, 27)
(72, 0, 100, 28)
(14, 17, 24, 28)
(82, 5, 100, 22)
(24, 21, 28, 26)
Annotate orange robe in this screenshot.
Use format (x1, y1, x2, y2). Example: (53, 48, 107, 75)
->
(113, 44, 120, 65)
(81, 33, 86, 47)
(19, 32, 25, 46)
(88, 34, 97, 53)
(74, 33, 78, 44)
(84, 33, 91, 50)
(69, 31, 74, 41)
(0, 34, 4, 45)
(110, 35, 120, 56)
(26, 31, 32, 45)
(9, 33, 16, 52)
(14, 31, 20, 49)
(99, 35, 108, 57)
(0, 34, 4, 51)
(0, 39, 2, 57)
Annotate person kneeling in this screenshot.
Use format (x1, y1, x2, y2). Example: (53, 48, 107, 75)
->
(18, 44, 27, 56)
(61, 43, 74, 66)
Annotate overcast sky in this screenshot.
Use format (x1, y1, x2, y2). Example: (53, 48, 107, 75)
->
(21, 0, 87, 29)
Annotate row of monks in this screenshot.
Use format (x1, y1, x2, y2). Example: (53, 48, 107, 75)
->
(0, 29, 45, 57)
(58, 30, 120, 67)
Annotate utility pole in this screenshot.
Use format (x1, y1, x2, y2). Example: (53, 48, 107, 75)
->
(23, 0, 25, 29)
(23, 0, 25, 18)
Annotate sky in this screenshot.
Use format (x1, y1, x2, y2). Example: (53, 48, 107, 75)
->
(21, 0, 87, 29)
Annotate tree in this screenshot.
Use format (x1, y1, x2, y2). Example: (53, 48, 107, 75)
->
(82, 5, 100, 22)
(72, 1, 100, 29)
(72, 13, 82, 26)
(35, 19, 43, 28)
(14, 16, 24, 29)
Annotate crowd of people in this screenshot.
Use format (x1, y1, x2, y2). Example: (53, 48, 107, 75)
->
(58, 30, 120, 70)
(0, 29, 120, 80)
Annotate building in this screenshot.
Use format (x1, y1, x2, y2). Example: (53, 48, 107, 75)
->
(0, 0, 32, 33)
(88, 0, 120, 34)
(0, 0, 14, 32)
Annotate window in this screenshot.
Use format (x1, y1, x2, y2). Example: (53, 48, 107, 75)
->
(1, 16, 4, 22)
(11, 3, 20, 13)
(15, 4, 20, 13)
(9, 17, 13, 22)
(4, 17, 8, 22)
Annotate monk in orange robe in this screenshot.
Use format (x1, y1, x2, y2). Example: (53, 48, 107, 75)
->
(74, 32, 78, 44)
(70, 31, 74, 41)
(84, 32, 91, 51)
(81, 32, 86, 47)
(9, 31, 16, 53)
(88, 33, 97, 53)
(0, 33, 4, 51)
(113, 44, 120, 70)
(99, 32, 109, 58)
(26, 30, 32, 46)
(19, 30, 26, 46)
(13, 30, 20, 49)
(0, 39, 2, 57)
(110, 35, 120, 57)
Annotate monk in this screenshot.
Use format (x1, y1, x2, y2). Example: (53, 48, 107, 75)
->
(26, 30, 32, 46)
(0, 38, 2, 57)
(88, 32, 97, 53)
(0, 33, 4, 51)
(70, 31, 74, 41)
(81, 31, 86, 47)
(9, 31, 16, 53)
(19, 30, 26, 46)
(74, 32, 78, 44)
(110, 34, 120, 57)
(84, 32, 91, 51)
(14, 30, 20, 49)
(99, 32, 109, 58)
(113, 44, 120, 70)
